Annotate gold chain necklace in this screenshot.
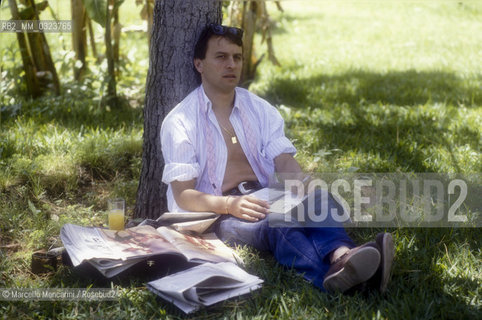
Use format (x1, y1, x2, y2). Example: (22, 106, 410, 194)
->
(219, 123, 238, 144)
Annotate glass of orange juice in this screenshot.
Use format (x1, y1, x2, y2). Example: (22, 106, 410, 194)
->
(108, 198, 125, 230)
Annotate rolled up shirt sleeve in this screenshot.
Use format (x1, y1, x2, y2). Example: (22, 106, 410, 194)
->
(263, 104, 297, 160)
(161, 115, 200, 184)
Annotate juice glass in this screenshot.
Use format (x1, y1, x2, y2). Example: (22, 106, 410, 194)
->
(108, 198, 125, 230)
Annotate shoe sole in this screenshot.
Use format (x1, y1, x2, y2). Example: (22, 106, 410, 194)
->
(378, 233, 395, 293)
(323, 247, 381, 293)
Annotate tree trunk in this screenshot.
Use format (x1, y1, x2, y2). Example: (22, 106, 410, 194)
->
(71, 0, 88, 80)
(8, 0, 40, 98)
(112, 2, 120, 66)
(104, 0, 116, 106)
(240, 1, 258, 86)
(135, 0, 222, 219)
(26, 0, 61, 95)
(9, 0, 60, 96)
(87, 17, 98, 60)
(70, 0, 87, 80)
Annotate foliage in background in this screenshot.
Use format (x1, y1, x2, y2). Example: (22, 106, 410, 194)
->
(224, 0, 282, 86)
(5, 0, 60, 97)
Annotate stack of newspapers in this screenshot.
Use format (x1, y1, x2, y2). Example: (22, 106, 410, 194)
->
(147, 262, 263, 314)
(60, 222, 263, 313)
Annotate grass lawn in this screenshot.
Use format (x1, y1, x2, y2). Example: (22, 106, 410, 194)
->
(0, 0, 481, 319)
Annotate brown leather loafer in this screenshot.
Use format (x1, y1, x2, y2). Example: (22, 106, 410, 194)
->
(323, 243, 381, 293)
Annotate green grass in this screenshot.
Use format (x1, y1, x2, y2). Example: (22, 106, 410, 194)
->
(1, 0, 481, 319)
(252, 0, 481, 174)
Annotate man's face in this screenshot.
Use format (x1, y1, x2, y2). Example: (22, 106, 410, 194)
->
(194, 36, 243, 94)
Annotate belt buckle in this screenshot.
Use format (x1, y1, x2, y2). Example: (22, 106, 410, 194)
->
(238, 182, 252, 195)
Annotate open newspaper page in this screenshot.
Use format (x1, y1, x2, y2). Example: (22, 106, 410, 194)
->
(157, 212, 220, 234)
(60, 224, 180, 277)
(60, 223, 243, 277)
(157, 211, 219, 223)
(147, 262, 263, 314)
(156, 227, 242, 265)
(250, 187, 308, 215)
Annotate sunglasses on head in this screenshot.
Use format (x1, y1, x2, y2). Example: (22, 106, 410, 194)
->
(208, 23, 244, 38)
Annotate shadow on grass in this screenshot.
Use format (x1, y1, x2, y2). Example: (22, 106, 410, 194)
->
(312, 113, 479, 172)
(264, 69, 481, 109)
(386, 228, 481, 319)
(262, 69, 480, 172)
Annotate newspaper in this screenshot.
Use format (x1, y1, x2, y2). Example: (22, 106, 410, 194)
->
(147, 262, 263, 314)
(250, 187, 308, 215)
(60, 223, 242, 278)
(156, 211, 220, 234)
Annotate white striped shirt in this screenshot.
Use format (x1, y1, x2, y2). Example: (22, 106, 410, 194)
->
(161, 85, 296, 212)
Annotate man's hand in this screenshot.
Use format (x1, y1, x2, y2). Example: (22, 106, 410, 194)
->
(227, 195, 270, 222)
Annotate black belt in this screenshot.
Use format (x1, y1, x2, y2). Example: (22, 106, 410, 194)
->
(222, 181, 263, 196)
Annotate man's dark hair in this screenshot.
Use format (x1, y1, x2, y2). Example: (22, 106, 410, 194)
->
(193, 24, 244, 60)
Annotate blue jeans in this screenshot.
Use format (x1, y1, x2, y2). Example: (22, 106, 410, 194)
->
(214, 190, 355, 290)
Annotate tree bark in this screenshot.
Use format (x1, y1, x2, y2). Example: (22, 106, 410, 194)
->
(8, 0, 40, 98)
(105, 0, 116, 105)
(135, 0, 222, 219)
(87, 17, 97, 60)
(26, 0, 61, 95)
(240, 1, 257, 86)
(112, 0, 121, 66)
(71, 0, 88, 80)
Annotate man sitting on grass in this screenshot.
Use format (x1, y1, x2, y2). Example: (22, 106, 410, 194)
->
(160, 23, 394, 293)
